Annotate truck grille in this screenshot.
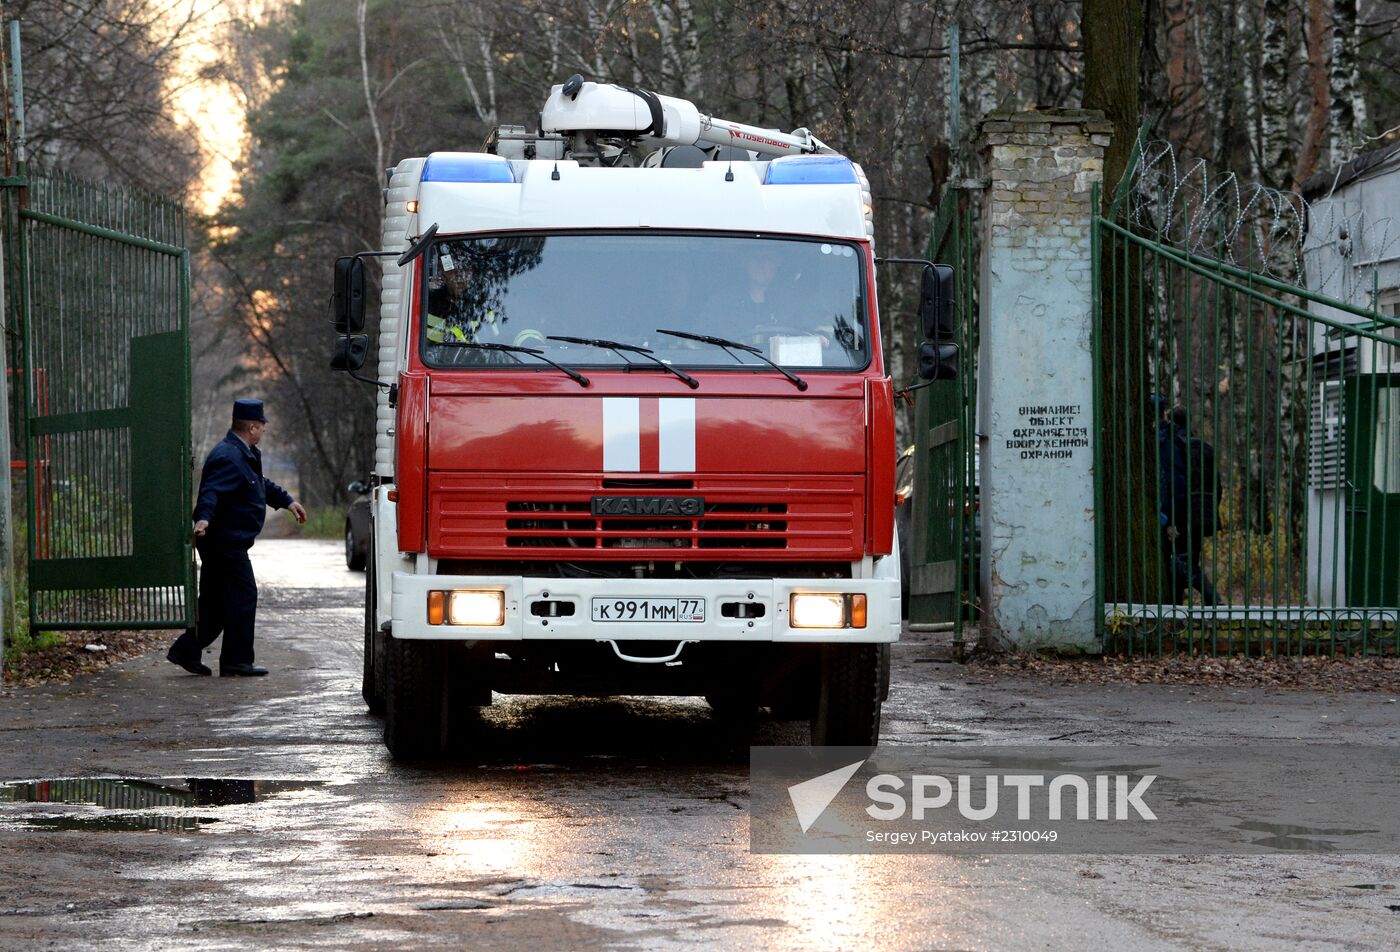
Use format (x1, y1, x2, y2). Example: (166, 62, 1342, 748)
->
(428, 475, 862, 560)
(504, 501, 789, 549)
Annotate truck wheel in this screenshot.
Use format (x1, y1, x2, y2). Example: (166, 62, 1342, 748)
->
(360, 548, 385, 715)
(896, 501, 911, 619)
(346, 522, 367, 571)
(810, 644, 883, 748)
(384, 634, 449, 759)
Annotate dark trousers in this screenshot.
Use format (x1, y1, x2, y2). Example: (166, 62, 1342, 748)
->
(1161, 526, 1221, 607)
(170, 542, 258, 667)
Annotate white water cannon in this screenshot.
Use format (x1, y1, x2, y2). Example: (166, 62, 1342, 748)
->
(539, 76, 834, 158)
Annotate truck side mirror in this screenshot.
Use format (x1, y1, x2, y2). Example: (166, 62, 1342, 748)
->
(334, 256, 366, 333)
(331, 334, 370, 371)
(919, 264, 955, 340)
(917, 340, 959, 381)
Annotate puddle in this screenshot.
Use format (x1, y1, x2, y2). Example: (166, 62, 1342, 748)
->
(1234, 820, 1380, 851)
(16, 814, 221, 832)
(0, 778, 327, 832)
(0, 778, 325, 808)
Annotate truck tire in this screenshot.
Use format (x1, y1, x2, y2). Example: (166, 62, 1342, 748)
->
(346, 521, 367, 571)
(361, 548, 385, 715)
(896, 501, 911, 619)
(810, 644, 882, 748)
(384, 634, 449, 759)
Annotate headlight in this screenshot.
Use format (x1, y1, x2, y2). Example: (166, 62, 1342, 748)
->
(790, 593, 867, 629)
(427, 590, 505, 626)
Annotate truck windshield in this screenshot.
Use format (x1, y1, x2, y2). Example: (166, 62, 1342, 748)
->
(419, 232, 869, 372)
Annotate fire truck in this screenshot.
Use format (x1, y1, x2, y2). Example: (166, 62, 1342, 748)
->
(330, 79, 955, 758)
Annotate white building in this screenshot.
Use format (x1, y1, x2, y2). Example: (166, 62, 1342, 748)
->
(1300, 140, 1400, 609)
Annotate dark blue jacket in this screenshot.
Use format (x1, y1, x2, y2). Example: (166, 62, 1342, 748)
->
(1157, 420, 1187, 528)
(192, 432, 294, 548)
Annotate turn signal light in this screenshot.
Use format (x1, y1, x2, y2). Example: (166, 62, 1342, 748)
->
(790, 593, 867, 629)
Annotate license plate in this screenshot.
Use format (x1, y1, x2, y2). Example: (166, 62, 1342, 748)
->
(591, 597, 706, 623)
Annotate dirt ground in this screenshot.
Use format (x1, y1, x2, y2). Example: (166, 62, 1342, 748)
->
(0, 539, 1396, 951)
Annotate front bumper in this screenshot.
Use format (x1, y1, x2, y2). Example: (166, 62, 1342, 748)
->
(390, 573, 900, 644)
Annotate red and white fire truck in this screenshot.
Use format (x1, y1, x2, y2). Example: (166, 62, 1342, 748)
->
(331, 79, 954, 758)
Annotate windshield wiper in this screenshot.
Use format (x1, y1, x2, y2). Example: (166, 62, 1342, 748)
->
(451, 341, 590, 388)
(547, 336, 699, 390)
(655, 329, 808, 391)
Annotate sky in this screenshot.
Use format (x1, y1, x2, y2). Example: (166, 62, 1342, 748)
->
(167, 0, 273, 214)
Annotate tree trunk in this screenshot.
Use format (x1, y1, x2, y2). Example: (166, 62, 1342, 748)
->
(1083, 0, 1158, 605)
(1328, 0, 1367, 166)
(1192, 0, 1238, 170)
(1258, 0, 1295, 192)
(1083, 0, 1142, 200)
(1295, 0, 1329, 186)
(1237, 0, 1262, 182)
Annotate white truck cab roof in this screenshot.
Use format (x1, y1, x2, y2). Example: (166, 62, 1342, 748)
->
(411, 152, 873, 241)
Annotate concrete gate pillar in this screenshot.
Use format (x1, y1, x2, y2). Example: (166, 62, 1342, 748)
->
(976, 110, 1112, 650)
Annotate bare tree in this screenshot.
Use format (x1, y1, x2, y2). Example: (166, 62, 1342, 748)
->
(429, 1, 501, 125)
(1328, 0, 1368, 165)
(5, 0, 208, 192)
(1258, 0, 1296, 191)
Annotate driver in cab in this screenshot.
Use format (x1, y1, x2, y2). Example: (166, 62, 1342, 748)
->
(740, 247, 830, 363)
(425, 249, 496, 345)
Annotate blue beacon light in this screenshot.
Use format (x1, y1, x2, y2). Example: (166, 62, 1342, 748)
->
(421, 153, 516, 183)
(763, 155, 859, 185)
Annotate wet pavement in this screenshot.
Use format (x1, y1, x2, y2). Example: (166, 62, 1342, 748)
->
(1, 539, 1397, 950)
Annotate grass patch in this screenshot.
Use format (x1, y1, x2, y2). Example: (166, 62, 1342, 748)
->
(277, 504, 344, 541)
(2, 543, 70, 678)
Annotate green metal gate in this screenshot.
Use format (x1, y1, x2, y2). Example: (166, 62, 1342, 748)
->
(1345, 374, 1400, 608)
(908, 184, 979, 643)
(7, 173, 193, 629)
(1093, 165, 1400, 655)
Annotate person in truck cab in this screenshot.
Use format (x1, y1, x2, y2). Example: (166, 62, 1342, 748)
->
(740, 245, 834, 361)
(425, 249, 475, 344)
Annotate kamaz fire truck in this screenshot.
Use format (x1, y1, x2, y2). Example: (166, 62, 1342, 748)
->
(331, 78, 955, 758)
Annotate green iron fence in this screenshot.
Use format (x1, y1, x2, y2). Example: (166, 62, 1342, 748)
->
(908, 183, 979, 645)
(4, 172, 193, 629)
(1093, 176, 1400, 656)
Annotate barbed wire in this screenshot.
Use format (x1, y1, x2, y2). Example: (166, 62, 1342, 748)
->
(1126, 138, 1400, 304)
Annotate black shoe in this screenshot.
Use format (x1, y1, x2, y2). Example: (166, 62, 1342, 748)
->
(167, 646, 212, 676)
(219, 663, 268, 677)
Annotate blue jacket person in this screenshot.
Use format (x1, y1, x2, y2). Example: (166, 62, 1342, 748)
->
(167, 399, 307, 676)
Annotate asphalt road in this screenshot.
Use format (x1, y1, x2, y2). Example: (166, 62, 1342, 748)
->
(0, 539, 1396, 951)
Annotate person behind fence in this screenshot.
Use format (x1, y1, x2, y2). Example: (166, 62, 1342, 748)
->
(166, 399, 307, 677)
(1157, 402, 1222, 606)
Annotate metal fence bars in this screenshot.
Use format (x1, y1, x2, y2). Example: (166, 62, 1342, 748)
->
(9, 173, 193, 629)
(1093, 191, 1400, 655)
(908, 183, 979, 644)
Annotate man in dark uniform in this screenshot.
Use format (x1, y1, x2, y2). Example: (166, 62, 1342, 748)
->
(1157, 403, 1221, 607)
(166, 399, 307, 676)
